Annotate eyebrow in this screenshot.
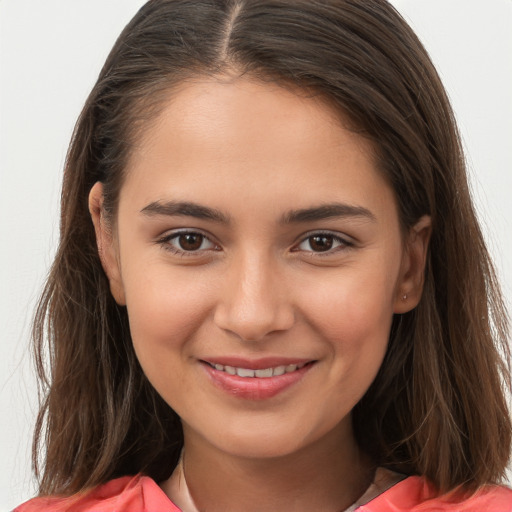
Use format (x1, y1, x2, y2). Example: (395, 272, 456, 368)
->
(140, 200, 376, 224)
(141, 201, 231, 224)
(280, 203, 376, 224)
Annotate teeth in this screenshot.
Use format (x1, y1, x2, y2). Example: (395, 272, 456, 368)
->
(209, 362, 308, 378)
(273, 365, 286, 376)
(255, 368, 273, 378)
(237, 368, 255, 378)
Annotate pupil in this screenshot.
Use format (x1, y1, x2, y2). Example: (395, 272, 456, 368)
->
(179, 234, 203, 251)
(310, 235, 333, 252)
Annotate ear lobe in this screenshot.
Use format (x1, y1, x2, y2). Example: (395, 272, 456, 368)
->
(88, 182, 126, 306)
(394, 215, 432, 314)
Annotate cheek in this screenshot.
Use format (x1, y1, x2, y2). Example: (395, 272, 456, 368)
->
(296, 266, 397, 385)
(298, 263, 397, 338)
(121, 262, 216, 364)
(121, 264, 222, 414)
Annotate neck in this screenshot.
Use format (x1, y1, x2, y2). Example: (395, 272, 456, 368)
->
(161, 422, 374, 512)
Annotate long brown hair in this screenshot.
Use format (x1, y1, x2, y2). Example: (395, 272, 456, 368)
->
(33, 0, 511, 496)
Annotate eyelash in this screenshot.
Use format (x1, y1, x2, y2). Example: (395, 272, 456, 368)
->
(157, 230, 219, 257)
(293, 231, 353, 256)
(156, 230, 353, 257)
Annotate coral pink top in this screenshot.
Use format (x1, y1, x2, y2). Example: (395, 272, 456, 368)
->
(14, 474, 512, 512)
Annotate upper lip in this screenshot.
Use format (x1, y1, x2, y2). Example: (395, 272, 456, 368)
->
(200, 357, 315, 370)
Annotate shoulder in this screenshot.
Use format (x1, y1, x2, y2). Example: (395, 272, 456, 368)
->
(361, 475, 512, 511)
(13, 475, 180, 512)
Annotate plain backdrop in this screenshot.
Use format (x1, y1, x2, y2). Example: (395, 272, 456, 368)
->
(1, 1, 511, 509)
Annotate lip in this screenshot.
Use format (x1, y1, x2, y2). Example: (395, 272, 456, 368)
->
(200, 357, 316, 400)
(202, 356, 313, 370)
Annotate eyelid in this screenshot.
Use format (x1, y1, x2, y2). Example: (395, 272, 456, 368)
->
(156, 228, 221, 255)
(292, 230, 354, 254)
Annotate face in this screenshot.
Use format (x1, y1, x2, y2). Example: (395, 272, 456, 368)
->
(91, 76, 430, 461)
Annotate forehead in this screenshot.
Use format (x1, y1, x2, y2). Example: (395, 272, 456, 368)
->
(130, 74, 371, 163)
(121, 75, 397, 223)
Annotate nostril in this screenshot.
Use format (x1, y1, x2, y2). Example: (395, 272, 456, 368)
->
(213, 300, 294, 341)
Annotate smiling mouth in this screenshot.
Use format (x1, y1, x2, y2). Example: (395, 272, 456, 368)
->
(203, 361, 313, 378)
(201, 360, 316, 399)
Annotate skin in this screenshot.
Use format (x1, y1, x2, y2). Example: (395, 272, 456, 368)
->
(90, 75, 431, 512)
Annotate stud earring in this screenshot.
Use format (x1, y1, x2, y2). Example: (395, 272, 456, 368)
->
(402, 293, 407, 301)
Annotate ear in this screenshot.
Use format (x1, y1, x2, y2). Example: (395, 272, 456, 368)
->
(394, 215, 432, 314)
(88, 182, 126, 305)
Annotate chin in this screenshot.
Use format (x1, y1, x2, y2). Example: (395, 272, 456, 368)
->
(187, 414, 351, 462)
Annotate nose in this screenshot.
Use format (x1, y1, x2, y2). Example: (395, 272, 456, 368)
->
(213, 253, 295, 342)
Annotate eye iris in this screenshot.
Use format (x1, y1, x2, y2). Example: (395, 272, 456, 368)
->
(310, 235, 333, 252)
(178, 233, 203, 251)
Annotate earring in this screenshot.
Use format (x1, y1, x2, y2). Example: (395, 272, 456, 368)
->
(401, 293, 407, 301)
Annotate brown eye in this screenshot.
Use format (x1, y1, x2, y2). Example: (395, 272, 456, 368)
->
(308, 235, 334, 252)
(160, 231, 217, 254)
(178, 233, 204, 251)
(297, 233, 349, 254)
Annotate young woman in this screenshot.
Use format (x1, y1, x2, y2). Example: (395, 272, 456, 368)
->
(14, 0, 512, 510)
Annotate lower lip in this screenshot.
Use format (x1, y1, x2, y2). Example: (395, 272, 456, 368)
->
(202, 362, 314, 400)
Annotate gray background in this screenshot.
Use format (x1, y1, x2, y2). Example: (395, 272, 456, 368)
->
(1, 1, 511, 509)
